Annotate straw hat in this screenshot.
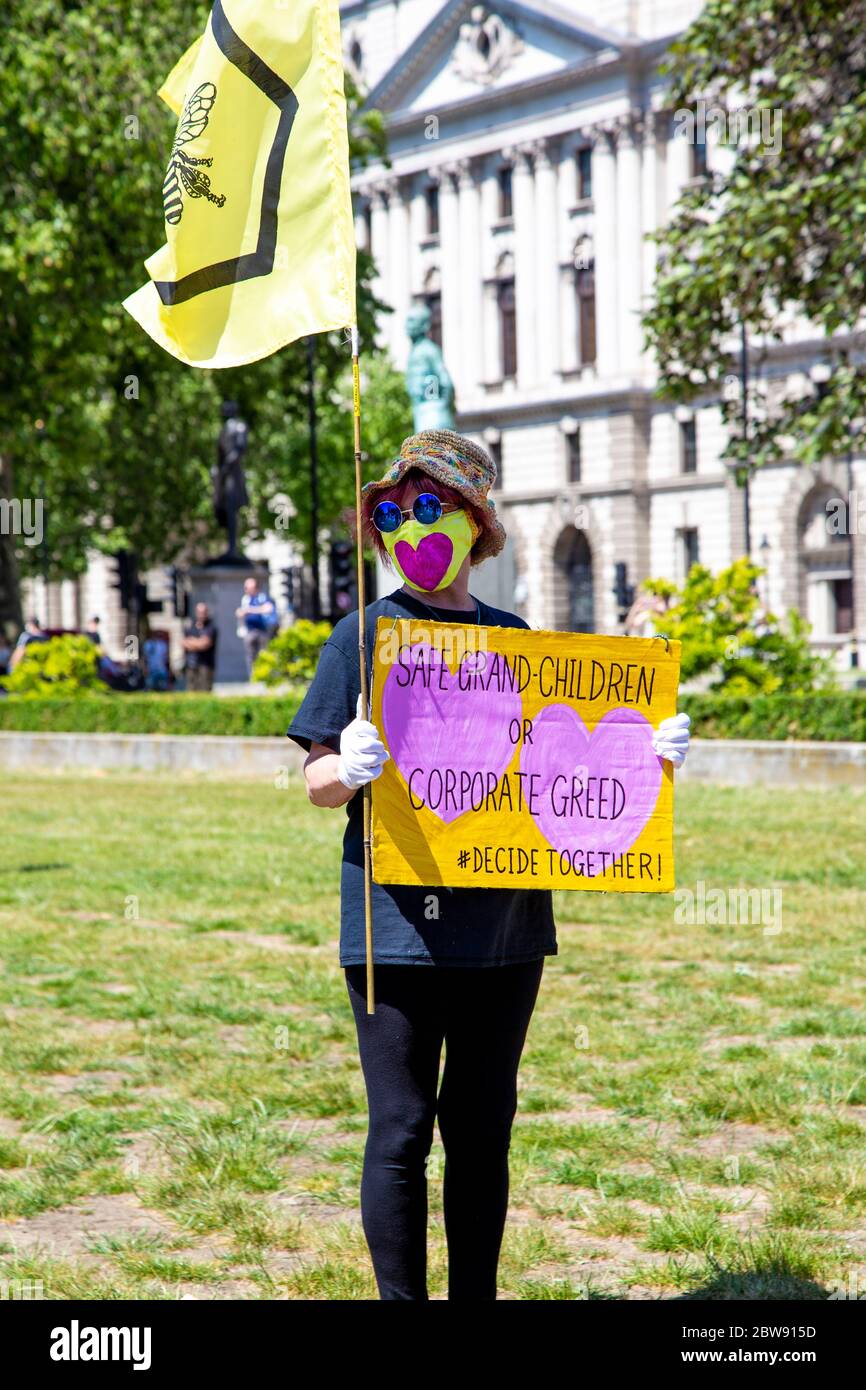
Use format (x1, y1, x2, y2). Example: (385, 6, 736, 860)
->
(362, 429, 506, 563)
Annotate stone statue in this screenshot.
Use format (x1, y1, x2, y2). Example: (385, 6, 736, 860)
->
(405, 305, 456, 431)
(212, 400, 250, 562)
(452, 6, 524, 86)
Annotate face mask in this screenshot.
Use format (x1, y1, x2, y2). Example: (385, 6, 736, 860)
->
(382, 507, 480, 592)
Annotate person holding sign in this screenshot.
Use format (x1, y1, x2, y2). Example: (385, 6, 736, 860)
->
(287, 430, 690, 1301)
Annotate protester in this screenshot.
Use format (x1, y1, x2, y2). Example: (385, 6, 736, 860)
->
(287, 429, 692, 1301)
(182, 602, 217, 692)
(84, 615, 102, 645)
(10, 616, 47, 669)
(235, 575, 277, 677)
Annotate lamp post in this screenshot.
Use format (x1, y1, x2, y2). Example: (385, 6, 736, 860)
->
(759, 533, 770, 607)
(305, 336, 321, 622)
(739, 322, 752, 556)
(849, 415, 863, 670)
(34, 418, 50, 617)
(724, 322, 753, 556)
(809, 361, 858, 668)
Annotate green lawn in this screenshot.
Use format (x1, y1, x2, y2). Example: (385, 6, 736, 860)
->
(0, 770, 864, 1299)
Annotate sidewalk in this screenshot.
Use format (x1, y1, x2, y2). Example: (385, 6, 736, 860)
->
(210, 681, 272, 697)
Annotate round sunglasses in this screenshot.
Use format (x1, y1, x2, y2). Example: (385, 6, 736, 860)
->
(372, 492, 459, 534)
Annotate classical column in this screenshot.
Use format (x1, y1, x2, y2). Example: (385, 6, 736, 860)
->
(533, 139, 560, 385)
(557, 134, 581, 375)
(590, 127, 618, 377)
(353, 194, 369, 253)
(616, 115, 643, 376)
(409, 176, 429, 297)
(480, 158, 500, 274)
(369, 183, 390, 350)
(641, 113, 659, 317)
(666, 115, 693, 211)
(482, 281, 501, 384)
(437, 165, 463, 388)
(387, 177, 412, 368)
(559, 136, 579, 215)
(457, 159, 483, 397)
(559, 252, 579, 375)
(480, 159, 503, 384)
(511, 144, 537, 388)
(44, 580, 64, 629)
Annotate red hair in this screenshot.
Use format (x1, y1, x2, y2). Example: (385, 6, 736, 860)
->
(361, 468, 486, 562)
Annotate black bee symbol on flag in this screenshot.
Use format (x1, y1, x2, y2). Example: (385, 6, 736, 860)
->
(163, 81, 227, 226)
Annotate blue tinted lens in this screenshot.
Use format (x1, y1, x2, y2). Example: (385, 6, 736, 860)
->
(373, 500, 403, 533)
(413, 493, 443, 525)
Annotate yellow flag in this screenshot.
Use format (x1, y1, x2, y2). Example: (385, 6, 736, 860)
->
(124, 0, 356, 369)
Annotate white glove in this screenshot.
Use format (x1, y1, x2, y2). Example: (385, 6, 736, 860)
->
(651, 712, 691, 768)
(336, 694, 390, 790)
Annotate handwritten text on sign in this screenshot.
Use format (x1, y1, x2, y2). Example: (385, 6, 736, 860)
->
(371, 620, 681, 893)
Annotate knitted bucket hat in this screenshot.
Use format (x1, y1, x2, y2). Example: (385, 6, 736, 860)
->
(361, 429, 506, 564)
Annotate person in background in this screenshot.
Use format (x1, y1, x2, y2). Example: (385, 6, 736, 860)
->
(84, 615, 101, 645)
(182, 602, 217, 692)
(10, 616, 47, 669)
(141, 623, 170, 692)
(235, 575, 276, 677)
(0, 633, 12, 676)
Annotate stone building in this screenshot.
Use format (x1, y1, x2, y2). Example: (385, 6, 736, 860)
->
(20, 0, 865, 675)
(348, 0, 866, 670)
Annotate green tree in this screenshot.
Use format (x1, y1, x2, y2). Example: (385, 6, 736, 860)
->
(0, 0, 391, 627)
(246, 353, 412, 562)
(644, 559, 835, 693)
(643, 0, 866, 479)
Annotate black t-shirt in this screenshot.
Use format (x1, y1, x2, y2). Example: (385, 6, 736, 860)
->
(287, 588, 557, 968)
(184, 620, 217, 669)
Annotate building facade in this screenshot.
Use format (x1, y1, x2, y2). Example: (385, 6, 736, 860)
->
(348, 0, 866, 669)
(21, 0, 865, 674)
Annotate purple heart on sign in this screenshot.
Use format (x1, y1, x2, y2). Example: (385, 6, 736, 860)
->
(381, 641, 522, 824)
(520, 705, 663, 873)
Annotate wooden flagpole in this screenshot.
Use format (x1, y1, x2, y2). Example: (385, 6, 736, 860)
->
(350, 324, 375, 1015)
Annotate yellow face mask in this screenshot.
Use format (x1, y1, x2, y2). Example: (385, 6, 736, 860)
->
(382, 507, 480, 593)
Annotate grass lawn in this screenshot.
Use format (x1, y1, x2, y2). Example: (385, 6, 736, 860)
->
(0, 770, 865, 1300)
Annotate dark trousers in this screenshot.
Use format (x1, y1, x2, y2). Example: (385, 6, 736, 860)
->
(345, 959, 544, 1301)
(186, 665, 214, 692)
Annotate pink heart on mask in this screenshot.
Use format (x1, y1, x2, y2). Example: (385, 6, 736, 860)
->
(520, 705, 663, 874)
(394, 533, 453, 590)
(381, 642, 522, 824)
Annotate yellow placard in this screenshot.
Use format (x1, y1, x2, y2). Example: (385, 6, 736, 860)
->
(371, 619, 681, 893)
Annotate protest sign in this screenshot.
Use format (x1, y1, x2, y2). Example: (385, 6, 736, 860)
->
(371, 618, 681, 893)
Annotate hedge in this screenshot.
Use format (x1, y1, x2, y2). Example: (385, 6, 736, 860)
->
(680, 691, 866, 742)
(0, 689, 864, 742)
(0, 693, 305, 737)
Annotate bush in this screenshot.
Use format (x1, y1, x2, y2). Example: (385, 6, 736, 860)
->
(252, 620, 331, 685)
(644, 559, 835, 693)
(0, 689, 862, 742)
(0, 693, 305, 736)
(681, 691, 866, 742)
(1, 634, 108, 697)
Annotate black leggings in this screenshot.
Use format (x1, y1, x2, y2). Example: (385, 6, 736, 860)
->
(345, 959, 544, 1301)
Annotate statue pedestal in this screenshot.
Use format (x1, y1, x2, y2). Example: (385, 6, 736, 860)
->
(188, 562, 270, 684)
